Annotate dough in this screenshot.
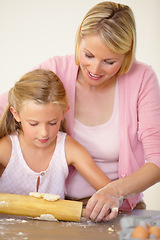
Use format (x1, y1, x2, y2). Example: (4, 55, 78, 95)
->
(29, 192, 60, 201)
(33, 214, 58, 221)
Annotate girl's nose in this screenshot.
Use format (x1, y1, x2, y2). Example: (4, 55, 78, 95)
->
(40, 124, 48, 137)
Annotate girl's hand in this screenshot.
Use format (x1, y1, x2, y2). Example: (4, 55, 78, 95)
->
(85, 182, 123, 222)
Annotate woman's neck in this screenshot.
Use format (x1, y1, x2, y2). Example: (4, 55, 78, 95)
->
(77, 68, 117, 92)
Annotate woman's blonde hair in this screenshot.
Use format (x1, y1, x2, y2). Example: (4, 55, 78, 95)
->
(0, 69, 68, 138)
(75, 1, 136, 75)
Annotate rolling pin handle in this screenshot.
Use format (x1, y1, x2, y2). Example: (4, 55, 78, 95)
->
(81, 208, 86, 218)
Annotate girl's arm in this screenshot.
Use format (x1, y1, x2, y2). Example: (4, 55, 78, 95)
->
(65, 135, 111, 191)
(0, 136, 12, 176)
(85, 162, 160, 221)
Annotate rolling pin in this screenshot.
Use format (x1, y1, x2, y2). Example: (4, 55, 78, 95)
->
(0, 193, 85, 222)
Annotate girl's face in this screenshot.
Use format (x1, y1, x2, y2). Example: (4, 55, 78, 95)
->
(11, 101, 67, 149)
(78, 34, 125, 87)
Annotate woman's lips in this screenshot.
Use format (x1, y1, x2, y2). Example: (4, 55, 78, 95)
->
(87, 69, 102, 80)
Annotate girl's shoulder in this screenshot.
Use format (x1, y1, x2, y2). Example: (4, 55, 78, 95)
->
(65, 134, 83, 149)
(64, 134, 91, 165)
(0, 135, 12, 167)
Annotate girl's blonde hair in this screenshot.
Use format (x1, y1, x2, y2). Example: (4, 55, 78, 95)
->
(75, 1, 136, 75)
(0, 69, 68, 138)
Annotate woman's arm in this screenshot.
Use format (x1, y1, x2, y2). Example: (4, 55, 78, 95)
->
(85, 162, 160, 221)
(0, 92, 8, 117)
(65, 135, 111, 191)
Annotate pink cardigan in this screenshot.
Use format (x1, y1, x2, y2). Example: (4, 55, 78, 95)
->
(0, 55, 160, 210)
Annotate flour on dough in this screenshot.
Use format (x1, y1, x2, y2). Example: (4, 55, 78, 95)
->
(29, 192, 60, 201)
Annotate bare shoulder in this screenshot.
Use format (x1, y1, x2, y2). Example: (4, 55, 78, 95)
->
(65, 135, 91, 165)
(0, 135, 12, 167)
(65, 135, 85, 151)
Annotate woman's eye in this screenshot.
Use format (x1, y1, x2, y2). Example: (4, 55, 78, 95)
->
(85, 53, 93, 58)
(105, 61, 115, 65)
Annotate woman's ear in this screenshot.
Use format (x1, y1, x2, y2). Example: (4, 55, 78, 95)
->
(10, 106, 21, 122)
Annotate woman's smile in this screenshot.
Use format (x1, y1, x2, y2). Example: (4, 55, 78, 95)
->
(87, 69, 103, 80)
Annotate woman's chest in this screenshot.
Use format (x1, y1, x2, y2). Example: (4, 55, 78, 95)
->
(74, 83, 117, 126)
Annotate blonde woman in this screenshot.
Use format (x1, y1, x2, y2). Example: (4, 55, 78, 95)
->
(0, 2, 160, 221)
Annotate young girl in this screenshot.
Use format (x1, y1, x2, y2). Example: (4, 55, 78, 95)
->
(0, 69, 110, 199)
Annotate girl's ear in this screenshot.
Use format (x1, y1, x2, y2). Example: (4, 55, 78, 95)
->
(61, 105, 70, 120)
(10, 106, 21, 122)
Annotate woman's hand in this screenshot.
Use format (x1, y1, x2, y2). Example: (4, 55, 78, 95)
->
(85, 182, 123, 222)
(85, 164, 160, 222)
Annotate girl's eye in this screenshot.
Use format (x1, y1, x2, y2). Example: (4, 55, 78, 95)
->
(30, 123, 38, 126)
(49, 122, 57, 126)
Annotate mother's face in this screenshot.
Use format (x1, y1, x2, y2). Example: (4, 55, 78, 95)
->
(78, 34, 125, 87)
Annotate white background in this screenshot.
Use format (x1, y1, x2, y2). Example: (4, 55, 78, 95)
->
(0, 0, 160, 210)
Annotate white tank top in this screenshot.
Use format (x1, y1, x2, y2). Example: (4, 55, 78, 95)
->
(66, 81, 119, 198)
(0, 131, 68, 199)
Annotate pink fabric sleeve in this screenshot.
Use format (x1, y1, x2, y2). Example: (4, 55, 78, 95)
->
(137, 67, 160, 168)
(0, 91, 8, 117)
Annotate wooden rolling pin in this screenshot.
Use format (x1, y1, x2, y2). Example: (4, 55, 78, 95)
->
(0, 193, 85, 222)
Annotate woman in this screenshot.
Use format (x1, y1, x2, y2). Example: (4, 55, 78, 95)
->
(0, 2, 160, 221)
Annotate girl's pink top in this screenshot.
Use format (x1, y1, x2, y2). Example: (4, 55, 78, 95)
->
(0, 132, 68, 199)
(0, 55, 160, 210)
